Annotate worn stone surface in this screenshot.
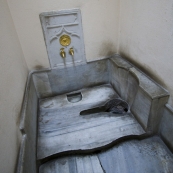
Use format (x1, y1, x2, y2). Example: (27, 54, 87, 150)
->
(125, 72, 139, 106)
(110, 55, 133, 70)
(109, 55, 169, 101)
(130, 67, 169, 99)
(109, 60, 121, 95)
(17, 55, 172, 173)
(109, 56, 169, 133)
(109, 55, 139, 106)
(33, 59, 108, 99)
(17, 76, 38, 173)
(109, 55, 132, 100)
(160, 104, 173, 152)
(109, 59, 130, 100)
(37, 85, 145, 160)
(47, 60, 109, 96)
(39, 84, 117, 111)
(39, 136, 173, 173)
(131, 85, 169, 133)
(22, 77, 38, 173)
(39, 155, 104, 173)
(32, 72, 53, 98)
(98, 136, 173, 173)
(131, 88, 151, 130)
(147, 96, 169, 133)
(16, 135, 26, 173)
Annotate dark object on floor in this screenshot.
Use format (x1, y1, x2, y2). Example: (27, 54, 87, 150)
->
(80, 98, 129, 115)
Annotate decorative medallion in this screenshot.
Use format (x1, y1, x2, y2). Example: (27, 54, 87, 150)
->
(59, 35, 71, 46)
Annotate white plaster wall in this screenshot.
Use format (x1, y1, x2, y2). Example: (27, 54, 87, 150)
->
(118, 0, 173, 106)
(0, 0, 28, 172)
(7, 0, 120, 70)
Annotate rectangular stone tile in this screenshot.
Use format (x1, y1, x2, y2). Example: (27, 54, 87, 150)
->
(39, 155, 104, 173)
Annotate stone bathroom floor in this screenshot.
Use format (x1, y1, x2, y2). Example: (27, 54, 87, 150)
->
(37, 84, 173, 173)
(37, 84, 145, 160)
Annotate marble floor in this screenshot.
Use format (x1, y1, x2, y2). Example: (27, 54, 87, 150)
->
(37, 84, 145, 160)
(37, 84, 173, 173)
(39, 136, 173, 173)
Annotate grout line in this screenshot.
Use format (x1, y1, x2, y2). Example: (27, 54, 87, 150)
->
(97, 155, 106, 173)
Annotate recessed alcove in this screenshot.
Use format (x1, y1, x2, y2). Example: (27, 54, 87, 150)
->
(17, 55, 173, 173)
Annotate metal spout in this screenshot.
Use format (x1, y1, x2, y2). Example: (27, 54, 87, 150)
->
(60, 48, 66, 58)
(69, 47, 74, 56)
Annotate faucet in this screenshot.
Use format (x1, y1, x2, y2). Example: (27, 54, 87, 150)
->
(60, 48, 66, 58)
(69, 47, 74, 56)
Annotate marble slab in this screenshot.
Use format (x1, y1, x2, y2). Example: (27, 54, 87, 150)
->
(98, 136, 173, 173)
(109, 55, 169, 133)
(32, 59, 108, 98)
(17, 75, 38, 173)
(39, 136, 173, 173)
(39, 155, 104, 173)
(37, 84, 145, 160)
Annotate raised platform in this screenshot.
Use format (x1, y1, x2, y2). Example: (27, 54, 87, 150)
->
(37, 84, 145, 160)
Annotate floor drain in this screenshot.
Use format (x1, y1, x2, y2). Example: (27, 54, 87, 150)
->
(67, 92, 82, 103)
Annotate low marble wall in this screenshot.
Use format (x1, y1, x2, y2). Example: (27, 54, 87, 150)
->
(109, 55, 169, 133)
(33, 60, 109, 99)
(16, 74, 38, 173)
(160, 104, 173, 152)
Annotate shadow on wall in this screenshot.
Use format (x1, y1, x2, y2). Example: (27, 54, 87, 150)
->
(34, 65, 45, 70)
(99, 41, 117, 57)
(119, 51, 168, 92)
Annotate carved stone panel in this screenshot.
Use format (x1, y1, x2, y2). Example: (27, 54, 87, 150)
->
(40, 9, 86, 68)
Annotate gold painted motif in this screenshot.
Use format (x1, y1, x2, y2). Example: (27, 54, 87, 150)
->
(59, 35, 71, 46)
